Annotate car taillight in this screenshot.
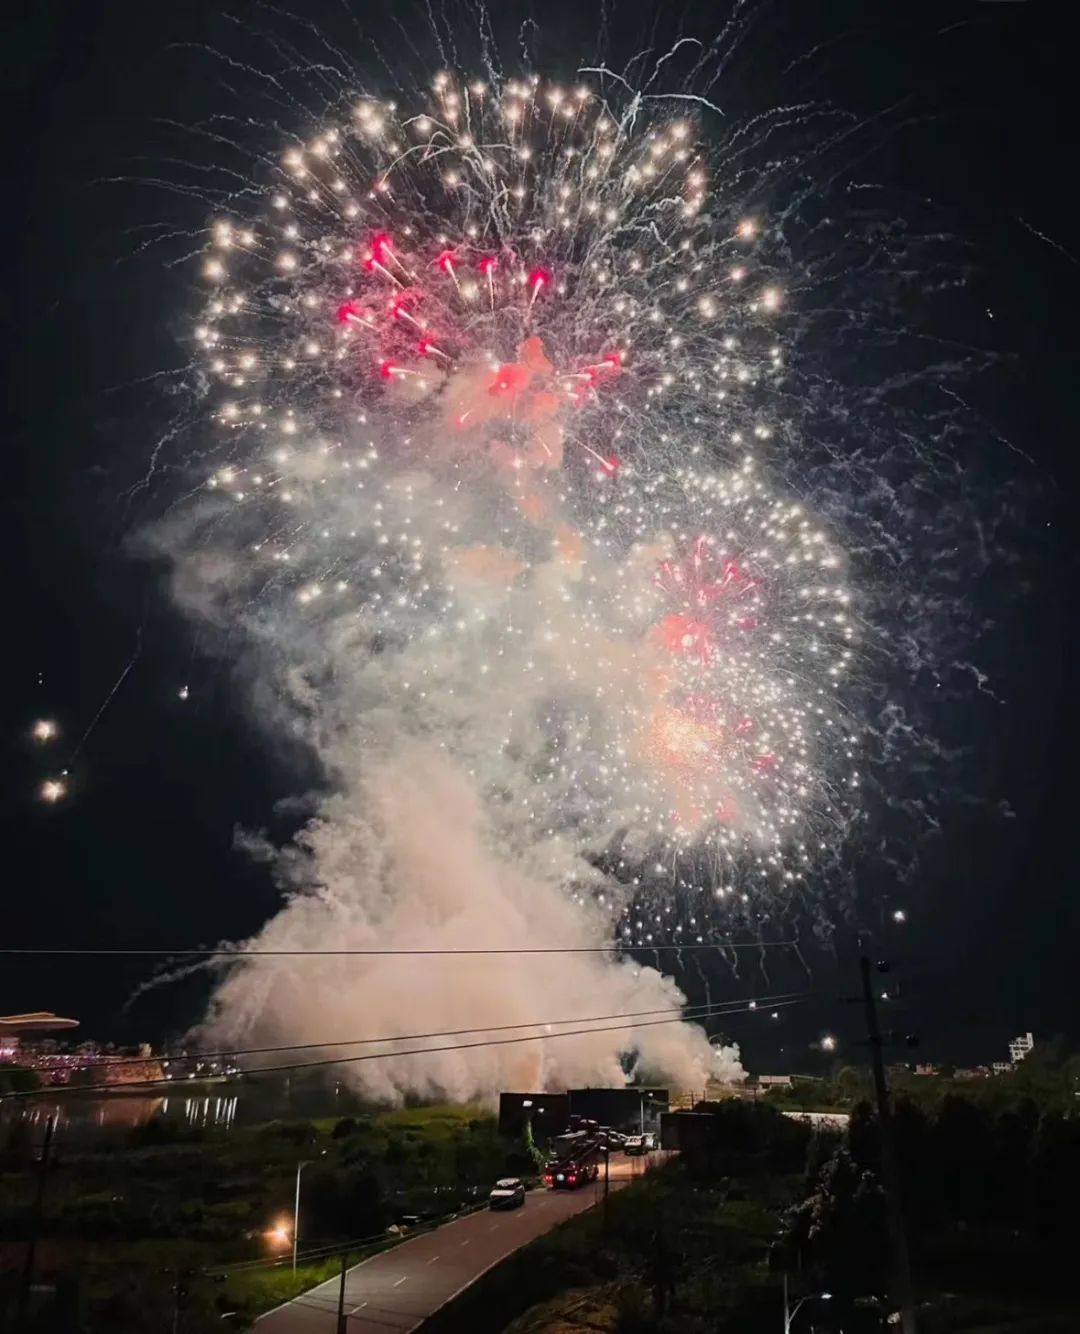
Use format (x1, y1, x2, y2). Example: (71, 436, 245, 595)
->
(567, 1173, 577, 1183)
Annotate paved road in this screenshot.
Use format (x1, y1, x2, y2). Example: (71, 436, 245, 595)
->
(256, 1153, 662, 1333)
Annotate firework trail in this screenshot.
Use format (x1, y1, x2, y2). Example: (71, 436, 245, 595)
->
(144, 20, 991, 1099)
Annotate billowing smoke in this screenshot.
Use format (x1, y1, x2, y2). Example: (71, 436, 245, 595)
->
(198, 745, 743, 1102)
(153, 345, 758, 1101)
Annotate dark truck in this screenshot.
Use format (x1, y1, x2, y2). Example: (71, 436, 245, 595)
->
(542, 1132, 604, 1189)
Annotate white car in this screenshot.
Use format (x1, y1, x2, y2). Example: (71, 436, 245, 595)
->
(488, 1178, 526, 1210)
(623, 1135, 646, 1155)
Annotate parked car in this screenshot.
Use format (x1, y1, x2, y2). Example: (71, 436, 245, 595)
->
(488, 1177, 526, 1210)
(623, 1135, 646, 1155)
(642, 1131, 658, 1150)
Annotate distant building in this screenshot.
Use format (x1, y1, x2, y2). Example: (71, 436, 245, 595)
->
(570, 1087, 669, 1133)
(97, 1051, 166, 1086)
(660, 1111, 717, 1152)
(991, 1061, 1012, 1076)
(497, 1092, 569, 1140)
(3, 1030, 162, 1087)
(914, 1063, 940, 1076)
(1008, 1032, 1035, 1063)
(0, 1012, 79, 1037)
(497, 1087, 670, 1139)
(757, 1074, 793, 1089)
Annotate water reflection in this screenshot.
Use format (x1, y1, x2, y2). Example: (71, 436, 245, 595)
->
(2, 1093, 240, 1141)
(1, 1077, 367, 1145)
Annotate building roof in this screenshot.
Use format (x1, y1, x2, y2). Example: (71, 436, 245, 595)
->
(0, 1012, 80, 1033)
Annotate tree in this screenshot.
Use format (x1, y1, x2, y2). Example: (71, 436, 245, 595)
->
(784, 1149, 888, 1301)
(303, 1164, 384, 1239)
(934, 1095, 994, 1226)
(1031, 1112, 1080, 1253)
(991, 1099, 1038, 1227)
(891, 1096, 940, 1234)
(847, 1099, 880, 1175)
(834, 1064, 870, 1105)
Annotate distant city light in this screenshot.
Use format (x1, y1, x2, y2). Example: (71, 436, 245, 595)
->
(892, 908, 907, 923)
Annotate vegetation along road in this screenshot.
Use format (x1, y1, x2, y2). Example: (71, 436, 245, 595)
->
(256, 1153, 662, 1333)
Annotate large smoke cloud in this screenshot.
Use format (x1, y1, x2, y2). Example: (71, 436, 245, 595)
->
(153, 345, 753, 1101)
(200, 745, 741, 1102)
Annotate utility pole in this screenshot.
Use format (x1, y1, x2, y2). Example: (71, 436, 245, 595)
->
(335, 1249, 348, 1334)
(602, 1145, 610, 1230)
(170, 1269, 192, 1334)
(858, 941, 917, 1334)
(16, 1113, 54, 1329)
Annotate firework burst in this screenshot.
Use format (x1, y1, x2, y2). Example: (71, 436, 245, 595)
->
(181, 66, 865, 947)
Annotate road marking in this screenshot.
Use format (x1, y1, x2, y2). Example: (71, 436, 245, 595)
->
(393, 1276, 408, 1288)
(426, 1255, 440, 1264)
(460, 1239, 470, 1247)
(489, 1223, 500, 1231)
(349, 1301, 367, 1314)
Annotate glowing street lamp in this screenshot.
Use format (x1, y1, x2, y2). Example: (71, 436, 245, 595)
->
(783, 1275, 831, 1332)
(293, 1151, 326, 1271)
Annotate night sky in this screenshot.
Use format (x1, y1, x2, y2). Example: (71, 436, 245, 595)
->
(2, 1, 1076, 1072)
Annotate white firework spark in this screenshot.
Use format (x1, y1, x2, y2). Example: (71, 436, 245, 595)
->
(185, 69, 860, 945)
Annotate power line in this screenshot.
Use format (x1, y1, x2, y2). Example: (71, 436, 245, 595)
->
(32, 992, 809, 1071)
(2, 997, 808, 1100)
(0, 940, 795, 957)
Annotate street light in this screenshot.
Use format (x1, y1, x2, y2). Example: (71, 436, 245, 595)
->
(293, 1151, 326, 1272)
(783, 1275, 831, 1332)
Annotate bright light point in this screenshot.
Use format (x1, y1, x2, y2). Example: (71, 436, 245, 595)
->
(761, 287, 782, 310)
(40, 779, 66, 804)
(737, 219, 757, 239)
(821, 1034, 837, 1053)
(892, 909, 907, 923)
(178, 686, 190, 701)
(32, 720, 58, 743)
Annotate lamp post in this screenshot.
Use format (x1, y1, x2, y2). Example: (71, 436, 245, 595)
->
(293, 1153, 325, 1272)
(639, 1092, 661, 1141)
(782, 1274, 831, 1333)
